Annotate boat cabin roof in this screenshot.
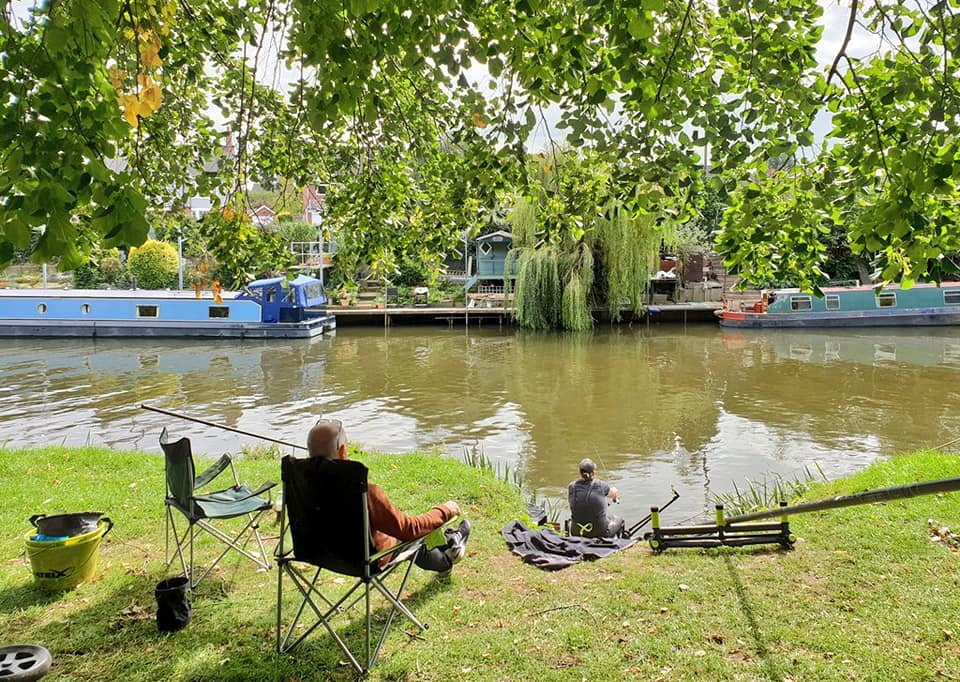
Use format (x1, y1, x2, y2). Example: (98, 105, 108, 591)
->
(247, 276, 286, 289)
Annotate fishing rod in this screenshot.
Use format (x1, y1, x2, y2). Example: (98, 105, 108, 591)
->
(623, 487, 680, 538)
(140, 403, 306, 451)
(725, 475, 960, 525)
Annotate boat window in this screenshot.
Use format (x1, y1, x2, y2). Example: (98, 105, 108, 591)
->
(825, 295, 840, 310)
(208, 306, 230, 318)
(80, 304, 90, 314)
(136, 305, 159, 318)
(265, 288, 276, 303)
(945, 291, 960, 306)
(877, 293, 897, 308)
(304, 282, 324, 300)
(36, 303, 47, 314)
(790, 296, 812, 311)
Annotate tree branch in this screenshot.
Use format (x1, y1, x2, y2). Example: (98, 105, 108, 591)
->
(656, 0, 695, 104)
(827, 0, 859, 87)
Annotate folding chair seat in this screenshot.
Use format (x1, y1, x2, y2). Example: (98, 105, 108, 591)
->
(159, 427, 276, 588)
(275, 455, 437, 676)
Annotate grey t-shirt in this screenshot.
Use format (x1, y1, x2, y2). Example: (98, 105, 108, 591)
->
(568, 478, 611, 536)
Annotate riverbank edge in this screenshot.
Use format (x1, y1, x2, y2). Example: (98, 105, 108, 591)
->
(1, 446, 958, 681)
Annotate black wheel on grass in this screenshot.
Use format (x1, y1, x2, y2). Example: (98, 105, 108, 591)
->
(0, 645, 52, 681)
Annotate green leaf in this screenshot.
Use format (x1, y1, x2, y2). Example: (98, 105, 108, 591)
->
(628, 14, 653, 40)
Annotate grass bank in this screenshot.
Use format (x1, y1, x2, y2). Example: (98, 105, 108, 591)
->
(1, 446, 959, 681)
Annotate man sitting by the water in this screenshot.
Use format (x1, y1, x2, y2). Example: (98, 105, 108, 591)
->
(307, 419, 471, 576)
(568, 458, 625, 538)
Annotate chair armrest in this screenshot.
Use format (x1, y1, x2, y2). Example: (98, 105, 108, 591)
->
(370, 537, 424, 567)
(194, 454, 232, 489)
(371, 515, 460, 567)
(248, 481, 277, 501)
(423, 514, 460, 550)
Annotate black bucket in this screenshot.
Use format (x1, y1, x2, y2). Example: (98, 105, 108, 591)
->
(29, 512, 105, 539)
(155, 576, 191, 633)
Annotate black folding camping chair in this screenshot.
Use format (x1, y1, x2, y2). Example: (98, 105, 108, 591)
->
(159, 427, 275, 588)
(275, 455, 436, 676)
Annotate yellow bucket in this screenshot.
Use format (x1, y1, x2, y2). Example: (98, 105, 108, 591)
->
(25, 519, 113, 591)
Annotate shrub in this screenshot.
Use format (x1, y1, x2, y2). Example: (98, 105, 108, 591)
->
(274, 220, 318, 245)
(128, 240, 179, 289)
(72, 263, 100, 288)
(100, 256, 130, 287)
(71, 247, 130, 289)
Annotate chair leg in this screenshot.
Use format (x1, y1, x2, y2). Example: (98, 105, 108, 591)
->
(365, 579, 372, 672)
(165, 508, 192, 581)
(278, 563, 365, 670)
(276, 558, 428, 676)
(369, 560, 427, 669)
(186, 512, 271, 588)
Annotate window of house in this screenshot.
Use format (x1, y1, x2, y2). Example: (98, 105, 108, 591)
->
(208, 306, 230, 318)
(136, 305, 159, 318)
(478, 242, 492, 256)
(945, 291, 960, 306)
(790, 296, 812, 311)
(825, 295, 840, 310)
(877, 293, 896, 307)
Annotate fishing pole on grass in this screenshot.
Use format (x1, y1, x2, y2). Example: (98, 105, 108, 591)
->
(724, 475, 960, 525)
(140, 403, 307, 451)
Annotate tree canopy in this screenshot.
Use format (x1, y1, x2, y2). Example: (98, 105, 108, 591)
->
(2, 0, 959, 291)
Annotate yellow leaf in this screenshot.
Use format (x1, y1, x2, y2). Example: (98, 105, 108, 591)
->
(119, 94, 140, 127)
(140, 84, 162, 113)
(471, 112, 487, 129)
(108, 67, 126, 89)
(140, 44, 162, 69)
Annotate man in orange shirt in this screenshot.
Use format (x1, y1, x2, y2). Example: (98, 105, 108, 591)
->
(307, 419, 471, 575)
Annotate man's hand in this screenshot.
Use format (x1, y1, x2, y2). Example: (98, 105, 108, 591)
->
(441, 500, 461, 519)
(609, 487, 620, 503)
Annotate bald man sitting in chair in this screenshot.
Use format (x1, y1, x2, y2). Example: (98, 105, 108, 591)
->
(307, 419, 471, 576)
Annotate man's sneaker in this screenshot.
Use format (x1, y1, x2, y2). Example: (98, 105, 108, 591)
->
(445, 519, 471, 564)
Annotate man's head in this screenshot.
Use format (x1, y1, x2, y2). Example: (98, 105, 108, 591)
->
(578, 458, 596, 480)
(307, 418, 347, 460)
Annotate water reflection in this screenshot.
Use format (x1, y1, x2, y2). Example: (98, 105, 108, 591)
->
(1, 326, 958, 524)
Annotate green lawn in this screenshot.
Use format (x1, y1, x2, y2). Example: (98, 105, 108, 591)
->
(1, 445, 958, 680)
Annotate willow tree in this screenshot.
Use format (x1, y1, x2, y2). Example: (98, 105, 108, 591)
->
(3, 0, 960, 290)
(506, 154, 678, 330)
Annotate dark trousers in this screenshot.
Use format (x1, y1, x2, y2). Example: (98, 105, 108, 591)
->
(414, 546, 453, 573)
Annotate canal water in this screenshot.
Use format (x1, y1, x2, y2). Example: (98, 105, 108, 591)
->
(2, 325, 959, 525)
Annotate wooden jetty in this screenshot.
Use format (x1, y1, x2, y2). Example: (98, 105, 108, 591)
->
(328, 302, 722, 327)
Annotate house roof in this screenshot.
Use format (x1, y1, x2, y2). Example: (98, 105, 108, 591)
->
(476, 230, 513, 243)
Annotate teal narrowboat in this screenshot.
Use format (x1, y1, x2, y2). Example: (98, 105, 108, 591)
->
(717, 282, 960, 328)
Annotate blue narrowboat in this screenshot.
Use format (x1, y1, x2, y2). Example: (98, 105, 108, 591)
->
(717, 282, 960, 328)
(0, 275, 336, 339)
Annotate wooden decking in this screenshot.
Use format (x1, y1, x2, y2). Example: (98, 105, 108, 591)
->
(328, 302, 721, 327)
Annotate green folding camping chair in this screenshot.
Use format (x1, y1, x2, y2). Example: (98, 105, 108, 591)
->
(275, 455, 448, 675)
(160, 427, 276, 588)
